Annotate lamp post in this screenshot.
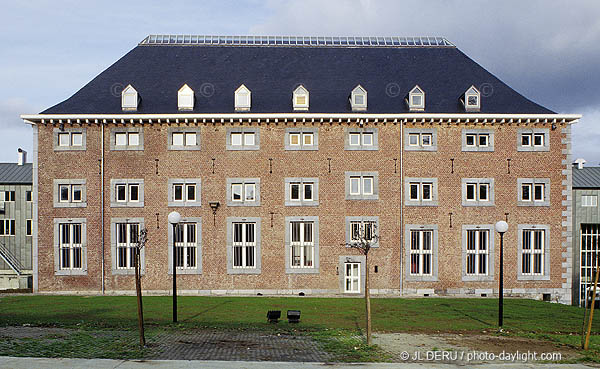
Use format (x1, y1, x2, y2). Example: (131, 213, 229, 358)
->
(168, 211, 181, 323)
(495, 220, 509, 328)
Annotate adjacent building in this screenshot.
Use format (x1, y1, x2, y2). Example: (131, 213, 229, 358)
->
(21, 36, 580, 303)
(0, 149, 33, 289)
(572, 159, 600, 306)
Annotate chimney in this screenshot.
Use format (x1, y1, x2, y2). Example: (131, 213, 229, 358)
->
(574, 158, 586, 170)
(17, 148, 27, 166)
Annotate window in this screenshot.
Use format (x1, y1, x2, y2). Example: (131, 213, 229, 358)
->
(517, 129, 549, 152)
(517, 178, 550, 206)
(463, 85, 480, 112)
(26, 219, 32, 236)
(344, 263, 361, 293)
(121, 84, 138, 110)
(285, 178, 319, 206)
(580, 224, 600, 306)
(54, 128, 86, 151)
(285, 216, 319, 273)
(59, 223, 83, 270)
(26, 191, 32, 202)
(404, 128, 437, 151)
(345, 172, 378, 200)
(226, 127, 259, 150)
(0, 191, 15, 202)
(462, 129, 494, 152)
(285, 128, 318, 150)
(293, 85, 309, 110)
(405, 225, 438, 281)
(350, 85, 367, 111)
(405, 178, 438, 206)
(116, 223, 140, 270)
(227, 178, 260, 206)
(462, 178, 494, 206)
(235, 84, 251, 111)
(345, 216, 379, 248)
(410, 230, 433, 276)
(227, 217, 261, 274)
(111, 128, 144, 151)
(582, 195, 598, 207)
(464, 228, 491, 278)
(174, 223, 197, 269)
(345, 128, 378, 151)
(53, 180, 86, 208)
(408, 85, 425, 111)
(518, 224, 550, 280)
(0, 219, 15, 236)
(168, 179, 201, 207)
(168, 127, 200, 150)
(54, 218, 87, 275)
(110, 179, 144, 207)
(178, 84, 194, 110)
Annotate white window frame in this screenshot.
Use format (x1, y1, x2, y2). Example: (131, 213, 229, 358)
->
(517, 224, 550, 280)
(226, 127, 259, 150)
(517, 129, 549, 152)
(168, 217, 202, 275)
(289, 221, 315, 269)
(227, 178, 260, 206)
(53, 218, 87, 276)
(408, 85, 425, 111)
(350, 85, 367, 111)
(409, 230, 433, 276)
(284, 178, 319, 206)
(115, 223, 139, 270)
(235, 84, 252, 111)
(174, 222, 198, 270)
(284, 128, 318, 151)
(168, 178, 201, 207)
(110, 218, 144, 275)
(582, 195, 598, 207)
(53, 128, 87, 151)
(285, 216, 319, 274)
(111, 127, 143, 151)
(465, 229, 489, 276)
(53, 179, 87, 208)
(0, 219, 15, 236)
(405, 178, 438, 206)
(345, 128, 378, 151)
(177, 84, 194, 110)
(59, 223, 83, 271)
(517, 178, 550, 206)
(345, 216, 379, 248)
(464, 85, 480, 112)
(121, 84, 138, 110)
(226, 217, 262, 274)
(344, 262, 361, 293)
(462, 178, 494, 207)
(404, 128, 437, 151)
(462, 129, 494, 152)
(293, 85, 309, 110)
(26, 219, 32, 236)
(168, 127, 201, 150)
(110, 179, 144, 207)
(345, 172, 379, 200)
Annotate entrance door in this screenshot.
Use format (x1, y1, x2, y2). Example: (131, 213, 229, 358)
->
(344, 262, 360, 293)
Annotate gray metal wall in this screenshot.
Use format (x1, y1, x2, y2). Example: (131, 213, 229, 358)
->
(572, 188, 600, 305)
(0, 184, 33, 272)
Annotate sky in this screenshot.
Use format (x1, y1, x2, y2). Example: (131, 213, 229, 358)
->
(1, 0, 598, 163)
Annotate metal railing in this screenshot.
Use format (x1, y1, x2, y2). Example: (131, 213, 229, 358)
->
(0, 241, 23, 275)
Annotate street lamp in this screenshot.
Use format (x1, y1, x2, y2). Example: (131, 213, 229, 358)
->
(168, 211, 181, 323)
(495, 220, 509, 328)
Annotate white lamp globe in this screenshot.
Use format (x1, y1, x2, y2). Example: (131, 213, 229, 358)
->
(168, 211, 182, 225)
(495, 221, 508, 234)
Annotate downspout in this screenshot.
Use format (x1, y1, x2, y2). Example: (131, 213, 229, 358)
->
(101, 123, 105, 294)
(399, 121, 403, 296)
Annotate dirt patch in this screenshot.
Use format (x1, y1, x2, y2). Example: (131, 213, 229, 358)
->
(374, 332, 581, 364)
(0, 326, 72, 339)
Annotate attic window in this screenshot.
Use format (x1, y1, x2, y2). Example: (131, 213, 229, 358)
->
(178, 84, 194, 110)
(235, 85, 251, 111)
(293, 85, 309, 111)
(408, 85, 425, 111)
(464, 86, 480, 112)
(350, 85, 367, 111)
(121, 85, 138, 111)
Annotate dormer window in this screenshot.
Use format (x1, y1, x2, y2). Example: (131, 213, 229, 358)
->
(350, 85, 367, 111)
(463, 86, 480, 112)
(178, 84, 194, 110)
(121, 85, 138, 111)
(235, 85, 251, 111)
(408, 85, 425, 111)
(293, 85, 309, 111)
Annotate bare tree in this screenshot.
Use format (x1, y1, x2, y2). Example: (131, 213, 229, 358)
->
(342, 222, 379, 345)
(134, 228, 148, 347)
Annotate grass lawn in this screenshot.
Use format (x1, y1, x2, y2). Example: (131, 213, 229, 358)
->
(0, 295, 598, 361)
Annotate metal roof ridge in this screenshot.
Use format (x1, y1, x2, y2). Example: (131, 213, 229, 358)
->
(138, 35, 455, 47)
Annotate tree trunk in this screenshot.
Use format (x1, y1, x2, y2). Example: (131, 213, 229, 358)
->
(365, 253, 372, 345)
(135, 249, 146, 347)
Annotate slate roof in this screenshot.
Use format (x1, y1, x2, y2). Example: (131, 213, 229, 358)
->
(573, 167, 600, 188)
(0, 163, 33, 184)
(42, 36, 554, 115)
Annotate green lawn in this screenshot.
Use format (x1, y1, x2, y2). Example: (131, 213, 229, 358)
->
(0, 295, 598, 361)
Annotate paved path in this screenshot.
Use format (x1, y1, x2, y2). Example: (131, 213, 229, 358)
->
(0, 357, 593, 368)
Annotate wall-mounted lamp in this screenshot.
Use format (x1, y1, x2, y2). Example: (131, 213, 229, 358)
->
(209, 201, 220, 226)
(551, 123, 557, 130)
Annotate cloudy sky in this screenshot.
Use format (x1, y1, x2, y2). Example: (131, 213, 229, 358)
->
(1, 0, 598, 163)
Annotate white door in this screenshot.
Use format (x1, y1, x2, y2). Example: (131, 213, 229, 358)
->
(344, 262, 360, 293)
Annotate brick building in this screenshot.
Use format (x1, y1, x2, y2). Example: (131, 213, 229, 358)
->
(21, 36, 580, 303)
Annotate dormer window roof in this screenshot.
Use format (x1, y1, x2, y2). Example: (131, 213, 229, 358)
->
(350, 85, 367, 111)
(408, 85, 425, 111)
(463, 85, 480, 112)
(293, 85, 309, 111)
(178, 84, 194, 110)
(121, 84, 138, 111)
(235, 84, 251, 111)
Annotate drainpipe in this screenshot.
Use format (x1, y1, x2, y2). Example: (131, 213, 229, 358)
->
(101, 123, 105, 294)
(399, 122, 403, 296)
